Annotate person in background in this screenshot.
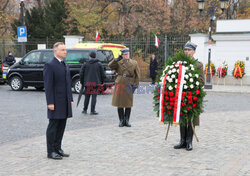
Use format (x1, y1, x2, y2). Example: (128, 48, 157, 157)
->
(4, 51, 16, 66)
(149, 54, 158, 85)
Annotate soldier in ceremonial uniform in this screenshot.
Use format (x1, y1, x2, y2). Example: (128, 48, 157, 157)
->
(174, 41, 205, 151)
(108, 48, 140, 127)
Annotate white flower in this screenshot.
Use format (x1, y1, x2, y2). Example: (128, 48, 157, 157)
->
(177, 69, 179, 73)
(184, 61, 187, 64)
(190, 64, 194, 68)
(171, 74, 175, 78)
(168, 78, 173, 83)
(184, 85, 188, 89)
(183, 80, 186, 84)
(185, 75, 189, 79)
(168, 86, 173, 90)
(196, 81, 199, 86)
(175, 79, 178, 83)
(175, 85, 177, 88)
(168, 70, 172, 74)
(172, 68, 176, 73)
(190, 78, 194, 82)
(189, 73, 192, 77)
(167, 76, 170, 80)
(190, 84, 194, 89)
(195, 74, 199, 78)
(191, 67, 194, 71)
(170, 65, 174, 69)
(175, 64, 179, 68)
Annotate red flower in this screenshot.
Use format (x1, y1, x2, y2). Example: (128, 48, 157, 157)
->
(165, 96, 169, 101)
(157, 89, 160, 93)
(187, 107, 191, 111)
(169, 92, 174, 97)
(188, 91, 192, 96)
(196, 90, 200, 94)
(181, 102, 185, 107)
(188, 96, 192, 100)
(167, 111, 171, 114)
(188, 100, 193, 104)
(168, 106, 172, 110)
(163, 108, 166, 112)
(158, 96, 160, 100)
(193, 97, 198, 101)
(170, 98, 174, 101)
(170, 102, 174, 106)
(182, 92, 187, 97)
(181, 97, 184, 101)
(164, 102, 167, 106)
(180, 113, 183, 115)
(192, 104, 197, 108)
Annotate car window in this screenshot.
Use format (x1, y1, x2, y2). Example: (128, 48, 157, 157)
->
(41, 51, 54, 63)
(23, 52, 41, 65)
(65, 51, 89, 64)
(96, 50, 114, 63)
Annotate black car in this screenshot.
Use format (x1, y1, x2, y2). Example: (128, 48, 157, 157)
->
(6, 49, 116, 93)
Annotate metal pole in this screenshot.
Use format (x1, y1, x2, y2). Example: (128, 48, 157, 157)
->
(20, 1, 26, 57)
(164, 35, 168, 63)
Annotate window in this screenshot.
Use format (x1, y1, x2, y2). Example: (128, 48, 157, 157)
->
(41, 51, 54, 63)
(23, 52, 41, 64)
(96, 50, 114, 63)
(65, 51, 89, 64)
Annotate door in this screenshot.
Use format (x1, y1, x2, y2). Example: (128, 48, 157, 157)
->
(19, 51, 42, 84)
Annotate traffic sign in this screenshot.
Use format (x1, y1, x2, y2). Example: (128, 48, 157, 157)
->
(18, 26, 27, 42)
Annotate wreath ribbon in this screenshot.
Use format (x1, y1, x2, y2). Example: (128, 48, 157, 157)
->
(233, 66, 243, 78)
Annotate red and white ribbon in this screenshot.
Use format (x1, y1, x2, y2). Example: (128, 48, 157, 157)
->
(159, 73, 168, 123)
(173, 63, 186, 124)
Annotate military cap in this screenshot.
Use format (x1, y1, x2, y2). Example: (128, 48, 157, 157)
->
(121, 48, 130, 55)
(184, 41, 197, 51)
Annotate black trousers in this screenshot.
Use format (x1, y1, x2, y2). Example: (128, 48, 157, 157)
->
(151, 75, 156, 84)
(46, 119, 67, 154)
(84, 93, 97, 112)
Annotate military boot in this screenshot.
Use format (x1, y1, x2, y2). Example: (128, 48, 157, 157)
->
(117, 108, 125, 127)
(186, 124, 193, 151)
(174, 126, 187, 149)
(124, 108, 131, 127)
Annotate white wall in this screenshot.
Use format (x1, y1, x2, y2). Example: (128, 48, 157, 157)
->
(190, 20, 250, 75)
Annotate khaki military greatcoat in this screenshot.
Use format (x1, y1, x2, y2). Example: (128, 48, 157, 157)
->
(108, 58, 140, 108)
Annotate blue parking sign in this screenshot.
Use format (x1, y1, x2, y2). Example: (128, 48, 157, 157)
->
(18, 26, 27, 42)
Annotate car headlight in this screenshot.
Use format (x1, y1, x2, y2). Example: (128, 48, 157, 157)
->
(105, 70, 114, 74)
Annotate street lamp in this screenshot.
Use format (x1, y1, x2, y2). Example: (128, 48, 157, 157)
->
(196, 0, 229, 89)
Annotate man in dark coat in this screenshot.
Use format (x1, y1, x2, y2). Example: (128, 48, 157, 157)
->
(4, 51, 16, 66)
(174, 41, 205, 151)
(149, 54, 158, 85)
(43, 42, 73, 160)
(80, 51, 106, 115)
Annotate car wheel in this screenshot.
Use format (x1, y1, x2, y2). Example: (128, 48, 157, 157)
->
(10, 76, 23, 91)
(35, 86, 44, 91)
(73, 78, 81, 94)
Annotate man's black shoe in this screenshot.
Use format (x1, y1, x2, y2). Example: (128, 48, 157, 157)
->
(82, 110, 87, 114)
(57, 149, 70, 157)
(90, 111, 98, 115)
(47, 152, 63, 160)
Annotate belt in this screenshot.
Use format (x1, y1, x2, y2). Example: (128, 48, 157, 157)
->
(118, 74, 133, 78)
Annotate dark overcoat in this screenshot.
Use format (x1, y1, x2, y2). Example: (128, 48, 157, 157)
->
(108, 58, 140, 108)
(193, 60, 205, 126)
(43, 57, 73, 119)
(149, 58, 158, 78)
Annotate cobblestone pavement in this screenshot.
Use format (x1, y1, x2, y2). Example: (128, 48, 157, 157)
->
(0, 110, 249, 176)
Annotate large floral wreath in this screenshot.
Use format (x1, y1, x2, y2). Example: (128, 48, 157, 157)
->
(153, 51, 206, 127)
(233, 60, 245, 79)
(205, 62, 216, 78)
(217, 61, 228, 78)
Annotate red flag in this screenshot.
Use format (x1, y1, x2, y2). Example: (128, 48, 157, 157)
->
(96, 31, 100, 41)
(155, 35, 159, 48)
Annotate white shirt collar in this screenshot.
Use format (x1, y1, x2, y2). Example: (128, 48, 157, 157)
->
(55, 56, 63, 63)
